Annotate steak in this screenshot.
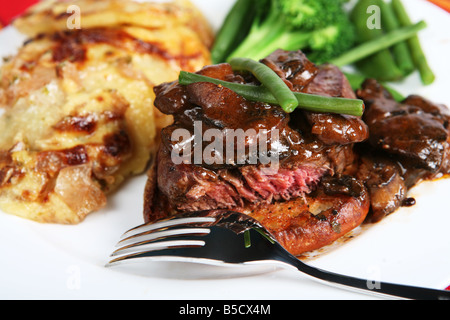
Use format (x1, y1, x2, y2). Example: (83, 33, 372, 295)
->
(150, 50, 367, 214)
(244, 175, 370, 255)
(144, 50, 372, 255)
(153, 145, 329, 213)
(145, 50, 450, 256)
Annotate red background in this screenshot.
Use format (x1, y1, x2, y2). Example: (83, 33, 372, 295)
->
(0, 0, 449, 26)
(0, 0, 449, 292)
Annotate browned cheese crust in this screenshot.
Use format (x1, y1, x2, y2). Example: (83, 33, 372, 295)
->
(0, 0, 212, 224)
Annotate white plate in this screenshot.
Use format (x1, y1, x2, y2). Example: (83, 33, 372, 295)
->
(1, 0, 449, 300)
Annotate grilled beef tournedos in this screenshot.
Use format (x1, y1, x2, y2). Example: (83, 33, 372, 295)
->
(144, 50, 450, 256)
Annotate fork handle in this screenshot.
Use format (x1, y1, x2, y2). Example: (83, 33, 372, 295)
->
(282, 254, 450, 300)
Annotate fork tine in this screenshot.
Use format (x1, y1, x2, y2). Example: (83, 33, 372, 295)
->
(116, 227, 211, 249)
(119, 216, 216, 240)
(110, 239, 206, 258)
(107, 239, 206, 266)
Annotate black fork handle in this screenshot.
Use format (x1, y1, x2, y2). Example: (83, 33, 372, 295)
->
(278, 250, 450, 300)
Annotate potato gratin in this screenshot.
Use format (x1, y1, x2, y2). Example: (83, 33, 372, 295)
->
(0, 0, 212, 224)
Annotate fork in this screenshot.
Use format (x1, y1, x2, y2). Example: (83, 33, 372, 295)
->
(106, 210, 450, 300)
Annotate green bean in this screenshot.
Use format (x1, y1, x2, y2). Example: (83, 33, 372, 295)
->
(210, 0, 256, 64)
(330, 21, 427, 69)
(178, 71, 364, 117)
(228, 57, 298, 113)
(392, 0, 435, 85)
(379, 0, 415, 75)
(348, 0, 403, 81)
(179, 71, 273, 101)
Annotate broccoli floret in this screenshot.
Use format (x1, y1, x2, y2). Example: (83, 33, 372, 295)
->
(226, 0, 356, 64)
(279, 0, 347, 30)
(305, 14, 357, 64)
